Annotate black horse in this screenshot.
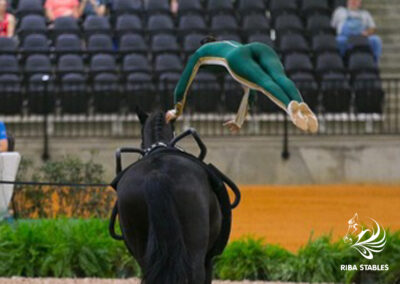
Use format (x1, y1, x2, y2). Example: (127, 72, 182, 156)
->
(114, 111, 234, 284)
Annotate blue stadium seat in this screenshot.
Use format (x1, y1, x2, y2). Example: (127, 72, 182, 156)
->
(274, 14, 304, 34)
(315, 52, 345, 75)
(306, 14, 333, 35)
(247, 34, 275, 48)
(189, 72, 222, 112)
(57, 54, 85, 75)
(126, 72, 156, 112)
(83, 15, 111, 36)
(0, 74, 22, 114)
(145, 0, 170, 14)
(211, 14, 239, 33)
(122, 54, 152, 74)
(178, 15, 207, 34)
(237, 0, 266, 14)
(290, 72, 319, 111)
(312, 34, 338, 54)
(207, 0, 234, 14)
(183, 33, 206, 55)
(0, 38, 17, 54)
(301, 0, 330, 16)
(270, 0, 298, 16)
(284, 53, 314, 75)
(55, 34, 84, 54)
(147, 14, 175, 34)
(242, 14, 271, 34)
(18, 15, 47, 38)
(150, 34, 180, 54)
(60, 73, 88, 114)
(178, 0, 203, 15)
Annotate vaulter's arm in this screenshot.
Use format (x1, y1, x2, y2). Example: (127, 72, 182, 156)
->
(172, 52, 203, 117)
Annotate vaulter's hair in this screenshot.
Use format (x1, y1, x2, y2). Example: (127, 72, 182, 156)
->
(201, 35, 217, 45)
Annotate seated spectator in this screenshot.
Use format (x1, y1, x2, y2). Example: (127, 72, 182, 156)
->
(170, 0, 178, 15)
(0, 0, 15, 37)
(331, 0, 382, 61)
(0, 121, 8, 152)
(45, 0, 80, 21)
(79, 0, 107, 18)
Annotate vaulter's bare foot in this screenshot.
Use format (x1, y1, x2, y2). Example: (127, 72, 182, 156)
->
(287, 101, 308, 132)
(299, 102, 318, 133)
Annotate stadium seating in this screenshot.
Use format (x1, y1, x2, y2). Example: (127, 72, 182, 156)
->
(0, 0, 385, 116)
(16, 0, 43, 17)
(119, 34, 148, 54)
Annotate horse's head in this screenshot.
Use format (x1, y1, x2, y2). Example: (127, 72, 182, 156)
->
(137, 108, 174, 149)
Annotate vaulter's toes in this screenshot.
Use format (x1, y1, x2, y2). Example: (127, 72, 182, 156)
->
(288, 101, 308, 132)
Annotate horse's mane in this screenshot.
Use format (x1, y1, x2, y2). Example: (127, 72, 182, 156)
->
(148, 111, 167, 143)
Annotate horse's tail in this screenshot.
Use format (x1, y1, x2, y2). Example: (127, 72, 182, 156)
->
(142, 172, 191, 284)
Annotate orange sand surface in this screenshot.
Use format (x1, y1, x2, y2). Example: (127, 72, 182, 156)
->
(230, 184, 400, 252)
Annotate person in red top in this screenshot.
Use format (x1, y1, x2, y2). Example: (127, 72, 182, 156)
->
(44, 0, 80, 21)
(0, 0, 15, 37)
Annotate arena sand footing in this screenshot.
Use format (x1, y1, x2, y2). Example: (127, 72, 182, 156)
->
(230, 184, 400, 251)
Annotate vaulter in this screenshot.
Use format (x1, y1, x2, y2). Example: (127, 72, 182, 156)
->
(166, 37, 319, 133)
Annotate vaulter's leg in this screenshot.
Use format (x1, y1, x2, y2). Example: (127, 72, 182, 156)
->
(251, 43, 318, 133)
(227, 53, 309, 132)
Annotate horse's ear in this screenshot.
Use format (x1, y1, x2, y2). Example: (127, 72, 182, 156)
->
(136, 106, 148, 125)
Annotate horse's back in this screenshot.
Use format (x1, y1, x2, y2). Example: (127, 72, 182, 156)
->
(116, 153, 222, 269)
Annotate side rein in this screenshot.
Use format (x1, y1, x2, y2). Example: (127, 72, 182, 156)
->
(109, 128, 241, 241)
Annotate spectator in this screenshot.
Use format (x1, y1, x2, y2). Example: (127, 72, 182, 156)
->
(0, 121, 8, 152)
(0, 0, 15, 37)
(45, 0, 80, 21)
(170, 0, 178, 15)
(331, 0, 382, 61)
(79, 0, 107, 18)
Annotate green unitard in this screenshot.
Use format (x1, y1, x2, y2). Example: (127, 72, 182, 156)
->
(173, 41, 304, 127)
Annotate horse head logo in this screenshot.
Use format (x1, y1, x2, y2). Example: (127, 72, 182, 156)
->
(343, 213, 386, 260)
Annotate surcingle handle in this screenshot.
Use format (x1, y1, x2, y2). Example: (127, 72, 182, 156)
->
(115, 147, 145, 174)
(169, 128, 207, 161)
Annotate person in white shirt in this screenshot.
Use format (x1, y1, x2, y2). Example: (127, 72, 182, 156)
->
(331, 0, 382, 61)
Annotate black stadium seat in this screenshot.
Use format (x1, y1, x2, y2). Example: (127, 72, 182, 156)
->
(18, 15, 47, 38)
(301, 0, 330, 16)
(216, 32, 242, 43)
(247, 34, 275, 48)
(115, 14, 143, 36)
(52, 17, 80, 37)
(0, 74, 22, 114)
(312, 34, 338, 54)
(90, 54, 117, 74)
(21, 34, 50, 54)
(178, 15, 207, 34)
(16, 0, 43, 17)
(25, 54, 52, 74)
(242, 14, 271, 33)
(87, 34, 114, 54)
(122, 54, 152, 74)
(307, 14, 333, 35)
(154, 54, 183, 74)
(93, 73, 120, 113)
(60, 73, 88, 114)
(150, 34, 180, 54)
(315, 52, 345, 75)
(348, 52, 377, 75)
(55, 34, 83, 54)
(147, 14, 175, 34)
(189, 72, 222, 112)
(183, 33, 206, 55)
(210, 14, 238, 33)
(207, 0, 234, 14)
(112, 0, 143, 15)
(126, 72, 156, 112)
(178, 0, 203, 15)
(238, 0, 266, 14)
(321, 73, 351, 112)
(290, 72, 319, 111)
(0, 55, 21, 114)
(0, 55, 19, 75)
(279, 33, 310, 54)
(284, 53, 314, 75)
(270, 0, 298, 16)
(274, 14, 304, 34)
(57, 54, 85, 75)
(145, 0, 170, 14)
(353, 73, 385, 113)
(0, 37, 17, 54)
(119, 34, 148, 54)
(83, 15, 111, 36)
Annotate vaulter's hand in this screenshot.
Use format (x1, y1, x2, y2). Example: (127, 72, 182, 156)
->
(223, 120, 240, 134)
(165, 109, 177, 123)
